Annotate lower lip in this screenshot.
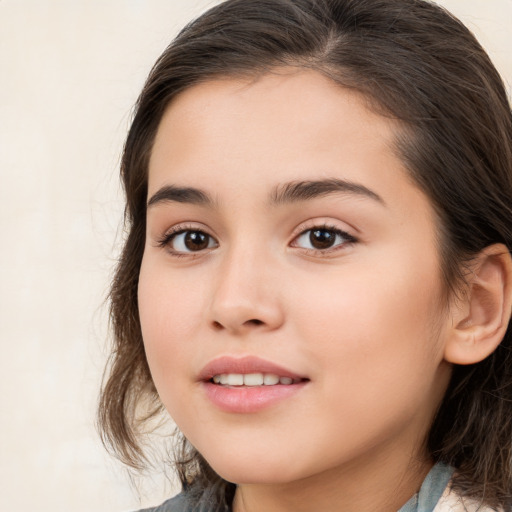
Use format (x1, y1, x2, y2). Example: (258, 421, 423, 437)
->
(202, 381, 308, 413)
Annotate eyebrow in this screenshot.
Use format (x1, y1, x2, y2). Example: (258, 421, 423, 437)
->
(147, 185, 214, 208)
(270, 178, 385, 206)
(147, 178, 385, 209)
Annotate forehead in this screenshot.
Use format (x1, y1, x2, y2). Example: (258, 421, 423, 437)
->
(147, 69, 419, 210)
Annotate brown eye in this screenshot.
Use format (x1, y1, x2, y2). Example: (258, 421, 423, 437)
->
(293, 226, 356, 252)
(309, 229, 337, 249)
(168, 230, 217, 253)
(184, 231, 210, 251)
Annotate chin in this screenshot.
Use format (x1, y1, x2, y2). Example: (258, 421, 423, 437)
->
(216, 467, 300, 486)
(203, 451, 312, 486)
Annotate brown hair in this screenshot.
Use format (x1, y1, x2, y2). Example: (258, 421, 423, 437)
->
(98, 0, 512, 508)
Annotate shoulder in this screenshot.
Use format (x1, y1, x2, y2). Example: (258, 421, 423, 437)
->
(134, 492, 191, 512)
(433, 484, 502, 512)
(132, 485, 229, 512)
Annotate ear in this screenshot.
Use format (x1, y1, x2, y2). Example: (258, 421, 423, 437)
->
(444, 244, 512, 365)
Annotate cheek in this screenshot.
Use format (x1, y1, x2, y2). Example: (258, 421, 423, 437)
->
(282, 258, 448, 463)
(291, 253, 446, 387)
(137, 258, 206, 391)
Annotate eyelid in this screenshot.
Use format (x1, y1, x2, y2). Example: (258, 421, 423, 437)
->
(290, 218, 357, 241)
(289, 220, 358, 254)
(153, 219, 357, 256)
(155, 223, 219, 255)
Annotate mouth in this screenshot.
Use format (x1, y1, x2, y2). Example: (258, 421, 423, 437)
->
(210, 373, 305, 387)
(199, 355, 308, 384)
(200, 356, 309, 413)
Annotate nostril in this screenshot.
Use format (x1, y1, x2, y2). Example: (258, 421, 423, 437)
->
(246, 319, 264, 326)
(210, 312, 272, 332)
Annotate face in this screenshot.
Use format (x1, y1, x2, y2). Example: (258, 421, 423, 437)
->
(138, 69, 453, 486)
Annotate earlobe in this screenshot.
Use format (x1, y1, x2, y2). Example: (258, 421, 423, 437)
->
(444, 244, 512, 365)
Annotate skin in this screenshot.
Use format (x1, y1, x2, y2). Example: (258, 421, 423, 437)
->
(138, 69, 455, 512)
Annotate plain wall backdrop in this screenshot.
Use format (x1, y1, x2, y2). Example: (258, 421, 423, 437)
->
(0, 1, 511, 511)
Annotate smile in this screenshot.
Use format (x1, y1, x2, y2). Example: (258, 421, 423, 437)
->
(211, 373, 301, 386)
(200, 356, 309, 413)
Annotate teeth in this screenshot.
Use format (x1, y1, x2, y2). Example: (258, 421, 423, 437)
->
(211, 373, 298, 386)
(244, 373, 264, 386)
(227, 374, 244, 386)
(263, 374, 279, 385)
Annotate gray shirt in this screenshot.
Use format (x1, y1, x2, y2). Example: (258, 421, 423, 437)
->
(136, 462, 454, 512)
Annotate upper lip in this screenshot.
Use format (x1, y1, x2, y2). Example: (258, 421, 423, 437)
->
(198, 355, 307, 381)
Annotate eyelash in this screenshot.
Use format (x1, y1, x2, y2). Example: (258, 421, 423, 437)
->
(156, 223, 358, 257)
(291, 223, 358, 255)
(156, 224, 217, 257)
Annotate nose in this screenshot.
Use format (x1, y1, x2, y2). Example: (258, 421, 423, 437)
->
(208, 245, 285, 335)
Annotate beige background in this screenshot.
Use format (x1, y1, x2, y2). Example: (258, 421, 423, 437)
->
(1, 1, 511, 511)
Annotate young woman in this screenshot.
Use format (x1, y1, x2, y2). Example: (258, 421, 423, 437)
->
(98, 1, 512, 510)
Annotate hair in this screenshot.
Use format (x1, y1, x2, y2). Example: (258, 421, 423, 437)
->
(98, 0, 512, 509)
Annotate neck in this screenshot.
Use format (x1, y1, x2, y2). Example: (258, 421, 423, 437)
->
(232, 445, 433, 512)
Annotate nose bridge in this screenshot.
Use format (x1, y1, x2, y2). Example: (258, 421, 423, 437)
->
(209, 237, 283, 333)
